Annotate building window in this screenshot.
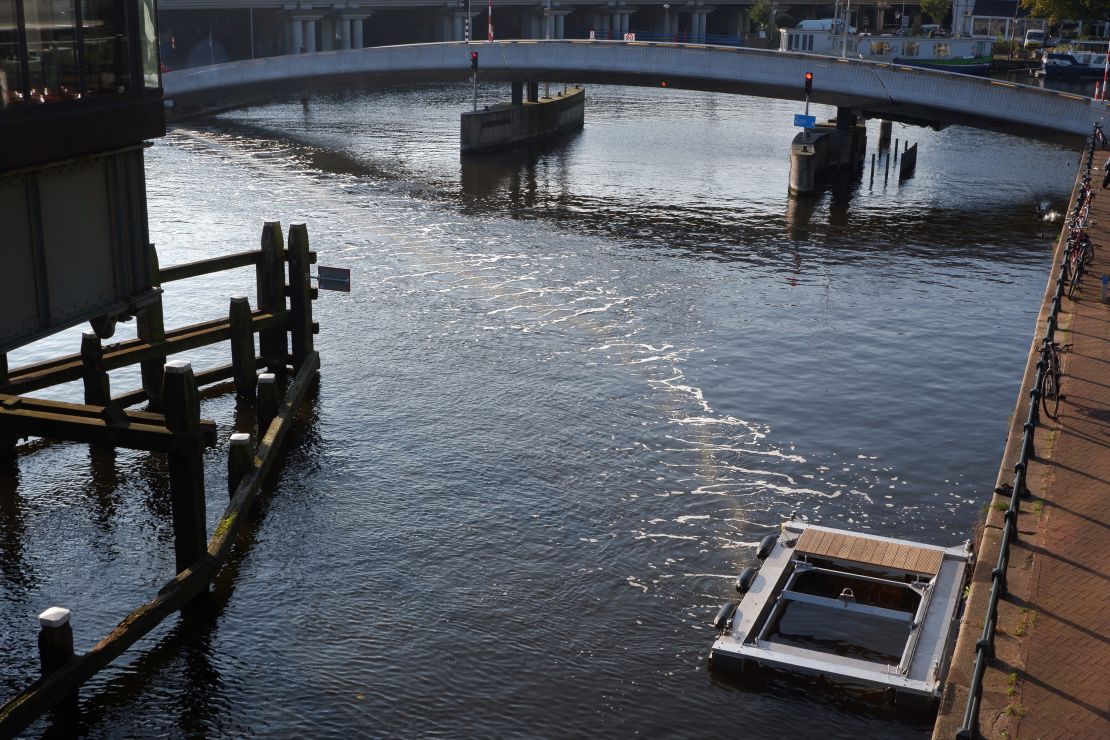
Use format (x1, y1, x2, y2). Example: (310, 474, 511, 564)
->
(1, 0, 21, 107)
(83, 0, 130, 95)
(0, 0, 160, 109)
(22, 0, 80, 103)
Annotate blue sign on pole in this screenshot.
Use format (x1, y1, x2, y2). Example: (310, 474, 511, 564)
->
(794, 114, 817, 129)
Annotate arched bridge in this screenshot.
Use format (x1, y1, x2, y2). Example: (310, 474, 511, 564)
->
(163, 40, 1107, 142)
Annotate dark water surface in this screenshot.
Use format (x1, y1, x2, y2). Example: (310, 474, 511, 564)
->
(1, 84, 1078, 737)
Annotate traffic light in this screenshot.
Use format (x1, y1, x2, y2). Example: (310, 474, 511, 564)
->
(804, 71, 813, 96)
(470, 51, 479, 73)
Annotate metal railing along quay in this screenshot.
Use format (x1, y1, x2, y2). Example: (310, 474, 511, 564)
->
(955, 122, 1104, 739)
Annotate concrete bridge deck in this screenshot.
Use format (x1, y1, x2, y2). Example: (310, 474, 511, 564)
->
(933, 156, 1110, 738)
(162, 40, 1108, 141)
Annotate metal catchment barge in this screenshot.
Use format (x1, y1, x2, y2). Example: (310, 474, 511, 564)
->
(710, 519, 971, 701)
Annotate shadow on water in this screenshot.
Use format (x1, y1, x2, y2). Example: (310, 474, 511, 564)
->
(26, 384, 325, 737)
(710, 663, 937, 732)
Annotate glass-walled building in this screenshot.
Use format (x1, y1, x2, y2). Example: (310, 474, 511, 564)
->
(1, 0, 165, 353)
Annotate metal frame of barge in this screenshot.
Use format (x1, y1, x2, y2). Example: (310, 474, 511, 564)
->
(710, 521, 972, 700)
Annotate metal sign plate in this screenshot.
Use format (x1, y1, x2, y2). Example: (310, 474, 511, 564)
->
(794, 114, 817, 129)
(316, 266, 351, 293)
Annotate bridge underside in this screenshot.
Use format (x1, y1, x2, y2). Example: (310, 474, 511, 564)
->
(163, 41, 1101, 144)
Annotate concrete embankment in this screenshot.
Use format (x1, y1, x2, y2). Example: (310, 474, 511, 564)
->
(461, 86, 584, 154)
(932, 153, 1110, 738)
(788, 120, 866, 195)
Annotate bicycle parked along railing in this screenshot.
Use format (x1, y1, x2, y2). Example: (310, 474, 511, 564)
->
(956, 121, 1102, 739)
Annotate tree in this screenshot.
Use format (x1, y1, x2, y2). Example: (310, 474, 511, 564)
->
(919, 0, 952, 26)
(1020, 0, 1109, 24)
(750, 0, 774, 30)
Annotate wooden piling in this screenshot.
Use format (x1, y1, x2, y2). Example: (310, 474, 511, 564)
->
(894, 139, 900, 165)
(162, 361, 207, 576)
(138, 243, 167, 411)
(37, 607, 78, 717)
(228, 295, 257, 397)
(870, 153, 875, 188)
(256, 373, 279, 436)
(256, 223, 288, 374)
(227, 433, 253, 497)
(80, 332, 111, 407)
(286, 225, 315, 371)
(0, 354, 11, 456)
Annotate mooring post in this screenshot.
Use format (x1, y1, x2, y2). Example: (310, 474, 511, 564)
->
(256, 373, 280, 437)
(257, 222, 288, 375)
(80, 331, 111, 407)
(286, 225, 315, 370)
(138, 243, 167, 411)
(227, 432, 253, 497)
(869, 153, 875, 187)
(37, 606, 78, 715)
(229, 294, 258, 397)
(894, 139, 900, 165)
(163, 361, 207, 575)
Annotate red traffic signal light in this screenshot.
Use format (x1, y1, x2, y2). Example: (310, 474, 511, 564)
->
(804, 71, 813, 96)
(470, 51, 479, 72)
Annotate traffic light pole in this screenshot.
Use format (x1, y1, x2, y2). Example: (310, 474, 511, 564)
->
(471, 51, 479, 111)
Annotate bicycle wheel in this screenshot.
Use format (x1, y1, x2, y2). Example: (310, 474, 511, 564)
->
(1069, 259, 1084, 299)
(1039, 366, 1060, 419)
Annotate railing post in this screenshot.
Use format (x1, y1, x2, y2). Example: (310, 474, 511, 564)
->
(80, 331, 111, 407)
(256, 373, 279, 438)
(257, 222, 288, 374)
(286, 224, 315, 370)
(229, 295, 257, 398)
(162, 361, 207, 576)
(37, 606, 78, 717)
(227, 432, 253, 497)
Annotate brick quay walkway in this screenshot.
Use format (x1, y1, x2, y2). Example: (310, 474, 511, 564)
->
(933, 154, 1110, 738)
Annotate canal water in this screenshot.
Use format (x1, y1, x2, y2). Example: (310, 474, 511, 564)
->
(1, 84, 1079, 737)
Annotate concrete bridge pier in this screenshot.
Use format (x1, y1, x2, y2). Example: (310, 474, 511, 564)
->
(789, 107, 867, 197)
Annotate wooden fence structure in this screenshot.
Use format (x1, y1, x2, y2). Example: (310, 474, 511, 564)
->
(0, 221, 323, 736)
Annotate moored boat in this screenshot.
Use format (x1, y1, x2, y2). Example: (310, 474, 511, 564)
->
(780, 24, 993, 76)
(1041, 44, 1109, 80)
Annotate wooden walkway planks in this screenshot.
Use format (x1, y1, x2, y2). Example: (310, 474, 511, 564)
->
(796, 528, 944, 576)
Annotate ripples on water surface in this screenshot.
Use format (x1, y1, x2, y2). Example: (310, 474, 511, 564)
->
(0, 84, 1078, 737)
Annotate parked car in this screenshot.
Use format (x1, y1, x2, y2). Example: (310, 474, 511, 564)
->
(1024, 29, 1045, 49)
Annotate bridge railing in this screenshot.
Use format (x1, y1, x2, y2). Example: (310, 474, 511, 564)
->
(570, 31, 744, 47)
(955, 122, 1103, 739)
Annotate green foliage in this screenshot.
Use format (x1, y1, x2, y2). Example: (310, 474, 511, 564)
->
(750, 0, 774, 30)
(920, 0, 952, 24)
(1020, 0, 1109, 24)
(775, 12, 795, 29)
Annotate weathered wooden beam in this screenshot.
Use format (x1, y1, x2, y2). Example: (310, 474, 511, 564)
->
(157, 250, 262, 284)
(227, 433, 253, 497)
(0, 351, 320, 737)
(229, 295, 257, 398)
(4, 312, 288, 396)
(80, 332, 111, 407)
(286, 225, 314, 370)
(113, 358, 263, 409)
(257, 223, 288, 373)
(163, 362, 207, 576)
(256, 373, 279, 436)
(0, 395, 216, 453)
(137, 275, 167, 412)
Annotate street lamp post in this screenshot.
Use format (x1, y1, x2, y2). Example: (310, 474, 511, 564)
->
(544, 0, 550, 97)
(663, 4, 670, 41)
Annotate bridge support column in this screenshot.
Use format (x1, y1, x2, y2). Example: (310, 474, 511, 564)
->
(512, 81, 523, 106)
(351, 15, 368, 48)
(836, 106, 853, 131)
(290, 17, 303, 54)
(599, 13, 610, 39)
(527, 81, 539, 102)
(304, 17, 318, 53)
(555, 12, 566, 40)
(339, 16, 351, 50)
